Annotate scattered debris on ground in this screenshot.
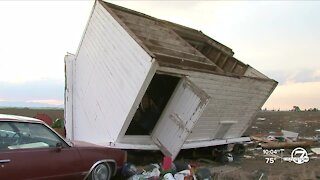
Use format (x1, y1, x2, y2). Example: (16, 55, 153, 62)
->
(120, 127, 320, 180)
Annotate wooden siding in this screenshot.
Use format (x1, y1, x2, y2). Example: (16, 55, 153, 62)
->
(157, 67, 277, 141)
(72, 2, 153, 145)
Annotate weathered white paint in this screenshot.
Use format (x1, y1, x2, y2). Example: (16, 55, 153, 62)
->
(70, 1, 153, 145)
(64, 53, 75, 140)
(157, 66, 277, 142)
(151, 78, 210, 159)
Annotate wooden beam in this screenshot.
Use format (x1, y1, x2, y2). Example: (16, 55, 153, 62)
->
(137, 36, 198, 55)
(200, 45, 213, 56)
(154, 52, 220, 72)
(221, 56, 229, 69)
(146, 44, 209, 63)
(230, 61, 238, 73)
(112, 8, 160, 28)
(133, 29, 186, 48)
(213, 52, 221, 64)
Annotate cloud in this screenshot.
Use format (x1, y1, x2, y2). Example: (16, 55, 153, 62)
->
(0, 1, 93, 83)
(263, 81, 320, 110)
(0, 100, 63, 108)
(312, 69, 320, 79)
(0, 79, 64, 102)
(265, 69, 320, 85)
(27, 99, 63, 106)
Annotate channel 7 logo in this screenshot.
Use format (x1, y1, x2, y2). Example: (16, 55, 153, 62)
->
(291, 147, 309, 164)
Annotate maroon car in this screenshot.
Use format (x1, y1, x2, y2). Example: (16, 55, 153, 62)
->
(0, 114, 126, 180)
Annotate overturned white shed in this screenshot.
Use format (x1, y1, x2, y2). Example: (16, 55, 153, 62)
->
(65, 0, 277, 158)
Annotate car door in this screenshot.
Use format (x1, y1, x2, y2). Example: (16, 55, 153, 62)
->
(0, 121, 83, 180)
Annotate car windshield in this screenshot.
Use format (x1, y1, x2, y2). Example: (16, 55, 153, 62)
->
(0, 121, 68, 150)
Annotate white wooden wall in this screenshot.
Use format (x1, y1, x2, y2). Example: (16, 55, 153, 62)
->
(71, 1, 153, 145)
(64, 53, 75, 140)
(158, 67, 277, 142)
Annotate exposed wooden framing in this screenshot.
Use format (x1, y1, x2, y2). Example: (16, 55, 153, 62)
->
(116, 14, 160, 28)
(112, 8, 210, 59)
(170, 29, 206, 43)
(184, 39, 207, 51)
(202, 45, 213, 56)
(120, 19, 177, 41)
(230, 61, 238, 73)
(154, 52, 218, 72)
(162, 21, 206, 40)
(214, 52, 222, 64)
(205, 38, 234, 56)
(112, 8, 160, 27)
(133, 30, 187, 48)
(158, 62, 224, 75)
(138, 36, 198, 55)
(242, 65, 249, 74)
(221, 55, 229, 70)
(164, 22, 234, 56)
(167, 25, 217, 65)
(154, 52, 213, 66)
(146, 44, 210, 63)
(104, 1, 247, 75)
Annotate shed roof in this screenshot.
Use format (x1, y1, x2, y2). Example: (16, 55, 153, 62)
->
(100, 1, 249, 75)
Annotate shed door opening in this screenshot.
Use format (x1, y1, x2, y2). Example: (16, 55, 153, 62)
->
(125, 74, 180, 135)
(151, 78, 210, 159)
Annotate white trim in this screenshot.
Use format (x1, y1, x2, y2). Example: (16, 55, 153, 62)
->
(106, 137, 251, 150)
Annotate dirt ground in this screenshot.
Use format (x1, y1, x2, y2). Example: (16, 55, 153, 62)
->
(1, 108, 319, 179)
(210, 157, 320, 180)
(209, 145, 320, 180)
(232, 111, 320, 180)
(245, 111, 320, 138)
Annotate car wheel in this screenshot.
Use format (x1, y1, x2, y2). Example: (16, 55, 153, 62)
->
(90, 163, 111, 180)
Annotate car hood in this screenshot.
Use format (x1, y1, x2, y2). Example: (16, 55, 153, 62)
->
(71, 140, 102, 148)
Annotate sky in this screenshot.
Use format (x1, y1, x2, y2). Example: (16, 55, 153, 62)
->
(0, 0, 319, 110)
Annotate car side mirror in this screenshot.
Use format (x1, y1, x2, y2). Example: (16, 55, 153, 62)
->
(55, 142, 63, 152)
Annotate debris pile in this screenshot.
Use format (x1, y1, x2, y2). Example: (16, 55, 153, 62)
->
(122, 158, 214, 180)
(251, 130, 317, 149)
